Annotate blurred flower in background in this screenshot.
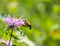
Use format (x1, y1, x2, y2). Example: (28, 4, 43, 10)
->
(3, 15, 24, 27)
(0, 38, 12, 46)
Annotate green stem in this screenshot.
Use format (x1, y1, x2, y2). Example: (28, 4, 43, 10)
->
(8, 29, 13, 46)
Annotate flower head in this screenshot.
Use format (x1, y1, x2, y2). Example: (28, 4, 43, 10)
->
(4, 15, 24, 27)
(13, 18, 24, 27)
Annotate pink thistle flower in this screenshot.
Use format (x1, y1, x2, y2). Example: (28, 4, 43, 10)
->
(4, 15, 24, 27)
(4, 15, 13, 26)
(14, 19, 24, 26)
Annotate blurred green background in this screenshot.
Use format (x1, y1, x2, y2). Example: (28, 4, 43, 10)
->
(0, 0, 60, 46)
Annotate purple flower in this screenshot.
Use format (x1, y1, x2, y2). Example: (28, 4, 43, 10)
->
(4, 15, 24, 27)
(14, 19, 24, 26)
(0, 39, 12, 46)
(4, 15, 13, 26)
(13, 18, 24, 27)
